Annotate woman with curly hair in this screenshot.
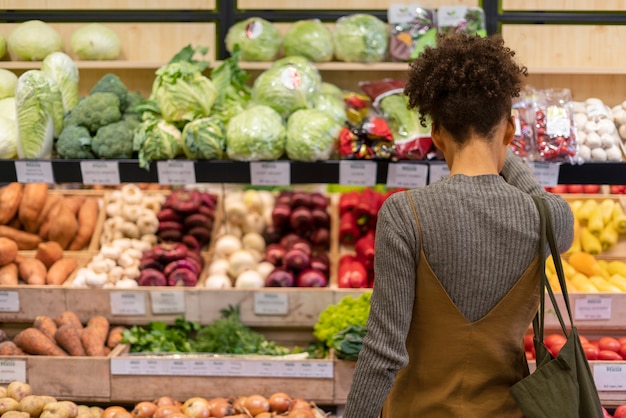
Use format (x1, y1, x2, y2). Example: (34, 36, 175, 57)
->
(343, 34, 574, 417)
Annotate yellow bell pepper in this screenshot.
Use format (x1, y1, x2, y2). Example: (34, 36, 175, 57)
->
(606, 260, 626, 277)
(579, 227, 603, 255)
(577, 199, 599, 222)
(587, 207, 605, 236)
(612, 203, 626, 234)
(569, 273, 599, 293)
(567, 251, 609, 278)
(599, 199, 616, 225)
(607, 274, 626, 292)
(589, 275, 622, 293)
(599, 223, 619, 251)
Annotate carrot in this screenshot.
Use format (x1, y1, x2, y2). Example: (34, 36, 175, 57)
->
(0, 263, 18, 285)
(47, 205, 79, 250)
(0, 237, 18, 266)
(18, 183, 49, 233)
(13, 327, 68, 356)
(80, 327, 107, 357)
(18, 258, 47, 285)
(0, 225, 41, 250)
(0, 183, 23, 225)
(54, 325, 86, 356)
(46, 258, 78, 285)
(0, 341, 25, 356)
(106, 326, 126, 349)
(35, 241, 64, 269)
(33, 315, 58, 341)
(68, 198, 99, 250)
(55, 311, 83, 330)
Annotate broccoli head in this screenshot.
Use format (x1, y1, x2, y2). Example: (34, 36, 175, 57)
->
(90, 73, 130, 112)
(64, 92, 122, 134)
(55, 125, 95, 159)
(92, 119, 137, 159)
(124, 91, 145, 115)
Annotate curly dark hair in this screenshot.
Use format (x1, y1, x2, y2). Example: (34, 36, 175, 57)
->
(404, 33, 527, 145)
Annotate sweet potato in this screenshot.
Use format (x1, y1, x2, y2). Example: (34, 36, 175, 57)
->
(0, 183, 23, 225)
(62, 196, 86, 217)
(46, 258, 78, 285)
(33, 194, 62, 234)
(17, 258, 47, 285)
(33, 315, 57, 341)
(13, 328, 68, 356)
(55, 311, 83, 330)
(0, 263, 18, 285)
(80, 327, 106, 356)
(37, 197, 64, 239)
(0, 237, 18, 266)
(54, 325, 86, 356)
(47, 205, 78, 250)
(0, 226, 41, 250)
(68, 198, 99, 251)
(106, 326, 126, 349)
(18, 183, 49, 233)
(0, 341, 25, 356)
(35, 241, 64, 269)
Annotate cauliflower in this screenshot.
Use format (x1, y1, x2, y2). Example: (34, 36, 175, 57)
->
(55, 125, 95, 159)
(91, 119, 136, 159)
(90, 73, 130, 112)
(64, 92, 122, 134)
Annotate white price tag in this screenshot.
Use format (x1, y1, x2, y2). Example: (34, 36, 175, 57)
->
(250, 161, 291, 186)
(254, 292, 289, 315)
(0, 291, 19, 312)
(208, 360, 228, 376)
(257, 361, 279, 377)
(150, 291, 185, 314)
(143, 359, 166, 375)
(428, 163, 450, 184)
(574, 296, 612, 320)
(157, 161, 196, 185)
(188, 360, 210, 376)
(386, 163, 428, 188)
(528, 161, 561, 187)
(339, 160, 377, 186)
(80, 161, 120, 185)
(0, 360, 26, 384)
(166, 359, 191, 375)
(593, 364, 626, 391)
(110, 292, 146, 316)
(14, 161, 54, 183)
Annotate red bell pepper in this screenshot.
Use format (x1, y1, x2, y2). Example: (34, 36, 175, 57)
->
(355, 232, 375, 271)
(339, 191, 360, 216)
(338, 258, 369, 288)
(339, 211, 361, 245)
(354, 189, 382, 227)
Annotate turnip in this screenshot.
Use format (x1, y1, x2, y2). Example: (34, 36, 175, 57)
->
(214, 234, 242, 258)
(235, 270, 265, 288)
(204, 274, 233, 289)
(256, 261, 276, 280)
(242, 232, 266, 253)
(228, 249, 257, 277)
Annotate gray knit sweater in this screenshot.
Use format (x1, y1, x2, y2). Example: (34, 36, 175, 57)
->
(342, 152, 574, 417)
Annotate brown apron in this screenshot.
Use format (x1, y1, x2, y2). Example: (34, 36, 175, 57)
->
(381, 194, 542, 417)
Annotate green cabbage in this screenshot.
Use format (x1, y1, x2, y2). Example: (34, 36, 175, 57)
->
(41, 52, 79, 113)
(226, 105, 286, 161)
(209, 46, 251, 127)
(0, 69, 17, 99)
(0, 115, 17, 159)
(225, 17, 282, 62)
(333, 14, 389, 63)
(251, 56, 321, 119)
(0, 97, 16, 120)
(313, 93, 347, 125)
(283, 19, 334, 62)
(7, 20, 63, 61)
(70, 23, 121, 60)
(150, 60, 217, 123)
(181, 117, 226, 160)
(133, 118, 182, 169)
(286, 109, 341, 161)
(320, 82, 343, 98)
(15, 70, 63, 158)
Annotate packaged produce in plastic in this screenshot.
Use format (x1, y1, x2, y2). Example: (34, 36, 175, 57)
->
(437, 6, 487, 36)
(387, 4, 437, 61)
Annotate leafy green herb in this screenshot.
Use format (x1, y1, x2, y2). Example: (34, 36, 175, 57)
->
(313, 292, 371, 349)
(331, 325, 367, 361)
(121, 317, 200, 353)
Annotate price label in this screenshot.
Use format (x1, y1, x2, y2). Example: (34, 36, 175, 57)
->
(15, 161, 54, 183)
(188, 360, 210, 376)
(157, 161, 196, 185)
(150, 291, 185, 314)
(574, 296, 611, 320)
(428, 163, 450, 184)
(167, 359, 190, 375)
(528, 161, 561, 187)
(80, 161, 120, 185)
(0, 291, 19, 312)
(254, 292, 289, 315)
(339, 160, 377, 186)
(110, 292, 146, 316)
(250, 161, 291, 186)
(0, 360, 26, 384)
(593, 364, 626, 391)
(386, 163, 428, 188)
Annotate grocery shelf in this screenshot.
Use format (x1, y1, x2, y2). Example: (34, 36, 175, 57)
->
(2, 159, 626, 185)
(0, 61, 169, 70)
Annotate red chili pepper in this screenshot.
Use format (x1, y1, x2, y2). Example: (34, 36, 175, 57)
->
(338, 259, 369, 288)
(355, 232, 375, 271)
(339, 211, 361, 245)
(339, 191, 360, 216)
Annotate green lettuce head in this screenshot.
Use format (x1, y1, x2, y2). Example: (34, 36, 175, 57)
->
(151, 60, 217, 123)
(286, 108, 342, 161)
(181, 116, 226, 160)
(225, 17, 282, 62)
(226, 105, 286, 161)
(333, 14, 389, 63)
(313, 93, 347, 125)
(133, 118, 182, 169)
(251, 56, 321, 119)
(283, 19, 334, 62)
(320, 82, 343, 98)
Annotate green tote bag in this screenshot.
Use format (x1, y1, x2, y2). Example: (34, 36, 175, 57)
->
(510, 195, 603, 418)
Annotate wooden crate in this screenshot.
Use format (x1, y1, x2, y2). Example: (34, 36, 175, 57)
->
(332, 351, 356, 404)
(110, 345, 334, 404)
(544, 292, 626, 333)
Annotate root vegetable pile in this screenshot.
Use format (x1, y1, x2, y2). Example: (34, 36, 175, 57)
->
(0, 240, 77, 286)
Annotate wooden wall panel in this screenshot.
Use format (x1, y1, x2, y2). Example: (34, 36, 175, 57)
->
(237, 0, 478, 10)
(0, 0, 215, 9)
(524, 74, 626, 107)
(502, 0, 626, 11)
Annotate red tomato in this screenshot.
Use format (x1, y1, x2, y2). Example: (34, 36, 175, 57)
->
(619, 343, 626, 360)
(566, 184, 584, 194)
(550, 341, 567, 357)
(618, 337, 626, 346)
(598, 336, 621, 353)
(550, 185, 568, 194)
(544, 333, 567, 349)
(610, 185, 626, 195)
(579, 335, 589, 345)
(524, 334, 534, 352)
(613, 404, 626, 418)
(598, 350, 624, 361)
(589, 339, 600, 348)
(582, 185, 601, 194)
(582, 343, 599, 360)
